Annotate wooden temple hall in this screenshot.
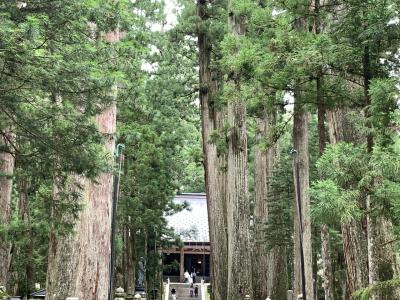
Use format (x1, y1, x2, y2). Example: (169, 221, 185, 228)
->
(163, 193, 210, 282)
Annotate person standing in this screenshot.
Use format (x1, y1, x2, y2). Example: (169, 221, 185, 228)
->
(184, 270, 190, 283)
(190, 283, 194, 297)
(171, 288, 177, 300)
(191, 269, 196, 283)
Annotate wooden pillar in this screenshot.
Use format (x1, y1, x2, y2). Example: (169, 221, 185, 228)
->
(180, 247, 185, 282)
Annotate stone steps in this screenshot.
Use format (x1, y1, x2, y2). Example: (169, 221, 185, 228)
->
(168, 283, 201, 300)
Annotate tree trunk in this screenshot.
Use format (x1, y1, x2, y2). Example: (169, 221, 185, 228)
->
(46, 29, 118, 300)
(226, 97, 252, 299)
(197, 1, 228, 300)
(157, 248, 163, 300)
(253, 117, 270, 300)
(316, 73, 334, 300)
(366, 195, 378, 300)
(0, 130, 15, 290)
(75, 103, 116, 300)
(45, 174, 83, 300)
(374, 216, 400, 298)
(341, 220, 368, 297)
(226, 6, 252, 299)
(292, 96, 313, 300)
(326, 108, 368, 298)
(321, 224, 334, 300)
(253, 113, 287, 300)
(18, 178, 34, 293)
(124, 225, 134, 294)
(267, 246, 288, 300)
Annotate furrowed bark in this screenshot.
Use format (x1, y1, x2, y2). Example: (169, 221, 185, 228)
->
(74, 103, 116, 300)
(253, 112, 287, 300)
(46, 29, 118, 300)
(197, 1, 228, 299)
(253, 117, 270, 300)
(326, 108, 368, 298)
(267, 246, 288, 299)
(45, 175, 83, 300)
(226, 96, 252, 299)
(0, 130, 15, 290)
(316, 72, 334, 300)
(292, 95, 313, 300)
(226, 5, 253, 298)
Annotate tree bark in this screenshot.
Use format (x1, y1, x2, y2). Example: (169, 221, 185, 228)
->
(45, 174, 83, 300)
(46, 104, 117, 300)
(18, 178, 34, 293)
(316, 73, 334, 300)
(253, 113, 287, 300)
(326, 108, 369, 298)
(267, 246, 288, 300)
(253, 117, 270, 300)
(321, 224, 334, 300)
(0, 130, 15, 290)
(226, 6, 253, 299)
(123, 225, 134, 294)
(75, 103, 116, 300)
(292, 96, 313, 300)
(197, 1, 228, 300)
(341, 220, 368, 297)
(45, 28, 119, 300)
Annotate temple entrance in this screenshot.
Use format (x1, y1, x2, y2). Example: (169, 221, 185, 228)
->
(163, 248, 210, 282)
(184, 253, 210, 278)
(163, 194, 211, 283)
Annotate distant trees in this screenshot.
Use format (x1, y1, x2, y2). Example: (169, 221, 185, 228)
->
(0, 0, 399, 299)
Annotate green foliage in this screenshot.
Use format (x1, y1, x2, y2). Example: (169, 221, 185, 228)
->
(311, 179, 361, 225)
(264, 134, 294, 250)
(352, 278, 400, 300)
(1, 0, 399, 296)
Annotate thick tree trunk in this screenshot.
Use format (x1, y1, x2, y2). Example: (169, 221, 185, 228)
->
(326, 108, 368, 298)
(253, 113, 287, 300)
(316, 75, 334, 300)
(46, 174, 83, 300)
(197, 1, 228, 300)
(267, 246, 288, 300)
(226, 4, 253, 299)
(292, 97, 313, 300)
(341, 221, 368, 297)
(0, 130, 15, 290)
(74, 103, 116, 300)
(253, 117, 270, 300)
(226, 97, 252, 299)
(46, 29, 118, 300)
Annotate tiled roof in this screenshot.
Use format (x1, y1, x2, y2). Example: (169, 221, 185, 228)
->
(166, 193, 209, 243)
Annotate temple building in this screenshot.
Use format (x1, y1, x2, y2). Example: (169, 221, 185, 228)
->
(163, 193, 210, 282)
